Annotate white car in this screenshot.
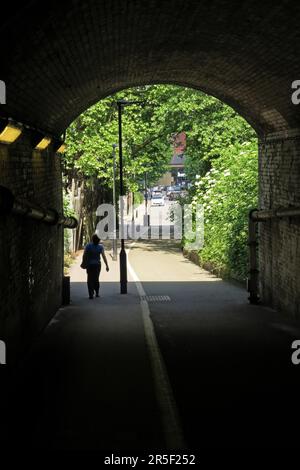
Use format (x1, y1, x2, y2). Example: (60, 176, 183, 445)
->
(151, 193, 165, 206)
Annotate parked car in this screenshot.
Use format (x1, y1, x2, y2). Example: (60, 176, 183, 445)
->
(151, 192, 165, 206)
(169, 191, 181, 201)
(166, 185, 175, 198)
(168, 185, 181, 200)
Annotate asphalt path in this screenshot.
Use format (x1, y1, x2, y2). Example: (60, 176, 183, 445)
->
(128, 236, 300, 449)
(5, 204, 300, 450)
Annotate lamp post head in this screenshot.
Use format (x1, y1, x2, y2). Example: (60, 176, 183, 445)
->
(117, 99, 145, 107)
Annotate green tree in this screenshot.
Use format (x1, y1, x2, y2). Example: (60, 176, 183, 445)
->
(64, 84, 258, 281)
(190, 140, 258, 280)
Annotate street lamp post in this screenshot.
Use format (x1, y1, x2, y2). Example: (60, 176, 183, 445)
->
(117, 102, 127, 294)
(112, 143, 117, 261)
(117, 99, 145, 294)
(144, 171, 150, 227)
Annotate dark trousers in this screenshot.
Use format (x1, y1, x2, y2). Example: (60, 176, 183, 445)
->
(87, 264, 101, 297)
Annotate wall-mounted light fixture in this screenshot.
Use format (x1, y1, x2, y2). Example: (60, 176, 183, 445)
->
(0, 119, 22, 144)
(0, 118, 62, 153)
(53, 139, 66, 154)
(56, 143, 66, 154)
(34, 136, 51, 150)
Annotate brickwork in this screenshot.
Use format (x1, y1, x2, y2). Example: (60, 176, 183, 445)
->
(1, 1, 300, 137)
(0, 0, 300, 356)
(259, 130, 300, 317)
(0, 131, 63, 364)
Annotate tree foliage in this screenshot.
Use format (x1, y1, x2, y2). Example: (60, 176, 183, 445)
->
(65, 85, 255, 190)
(64, 84, 258, 280)
(190, 140, 258, 280)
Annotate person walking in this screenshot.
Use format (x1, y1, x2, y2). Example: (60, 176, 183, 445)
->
(83, 234, 109, 299)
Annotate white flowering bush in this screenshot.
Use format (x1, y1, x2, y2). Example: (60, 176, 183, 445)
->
(188, 140, 258, 280)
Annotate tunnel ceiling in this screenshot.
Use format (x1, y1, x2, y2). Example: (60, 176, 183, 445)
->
(1, 0, 300, 137)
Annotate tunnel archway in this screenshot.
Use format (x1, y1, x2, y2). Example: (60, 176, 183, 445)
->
(0, 0, 300, 363)
(63, 82, 258, 286)
(1, 0, 300, 136)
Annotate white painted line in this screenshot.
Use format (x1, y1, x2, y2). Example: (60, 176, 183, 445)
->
(127, 243, 186, 449)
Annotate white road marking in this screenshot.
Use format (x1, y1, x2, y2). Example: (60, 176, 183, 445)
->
(127, 243, 186, 449)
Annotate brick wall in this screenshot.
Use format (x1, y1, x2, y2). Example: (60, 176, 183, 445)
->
(1, 1, 300, 137)
(0, 130, 63, 365)
(259, 129, 300, 318)
(0, 0, 299, 354)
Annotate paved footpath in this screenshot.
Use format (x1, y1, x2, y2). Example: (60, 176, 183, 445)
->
(11, 245, 165, 450)
(9, 238, 300, 450)
(128, 239, 300, 449)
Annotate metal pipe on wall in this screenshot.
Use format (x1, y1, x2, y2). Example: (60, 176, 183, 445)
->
(251, 207, 300, 222)
(247, 209, 260, 304)
(0, 185, 78, 229)
(247, 206, 300, 304)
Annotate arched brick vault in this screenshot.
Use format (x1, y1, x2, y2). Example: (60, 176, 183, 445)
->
(1, 0, 300, 137)
(1, 0, 300, 363)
